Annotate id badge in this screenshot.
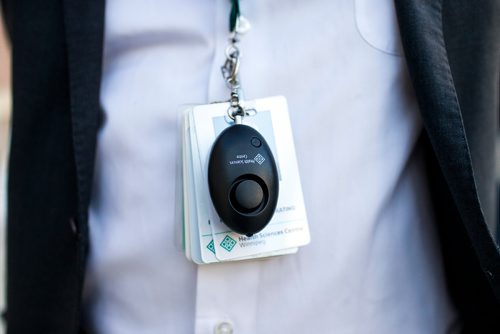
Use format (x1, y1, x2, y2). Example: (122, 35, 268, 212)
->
(179, 97, 310, 264)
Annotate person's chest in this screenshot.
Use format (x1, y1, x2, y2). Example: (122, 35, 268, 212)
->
(84, 1, 456, 333)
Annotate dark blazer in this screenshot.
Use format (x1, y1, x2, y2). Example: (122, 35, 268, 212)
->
(2, 0, 499, 333)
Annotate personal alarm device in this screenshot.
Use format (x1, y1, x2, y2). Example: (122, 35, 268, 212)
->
(208, 124, 279, 236)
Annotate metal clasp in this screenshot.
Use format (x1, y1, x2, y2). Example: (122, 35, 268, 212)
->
(221, 33, 246, 123)
(221, 42, 241, 89)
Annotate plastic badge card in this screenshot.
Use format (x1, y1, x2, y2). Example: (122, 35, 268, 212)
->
(180, 96, 310, 264)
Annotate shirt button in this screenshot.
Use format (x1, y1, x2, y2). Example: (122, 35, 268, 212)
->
(214, 321, 234, 334)
(69, 217, 78, 235)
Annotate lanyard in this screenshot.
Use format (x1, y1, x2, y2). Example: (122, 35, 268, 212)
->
(221, 0, 246, 123)
(229, 0, 241, 33)
(207, 1, 280, 237)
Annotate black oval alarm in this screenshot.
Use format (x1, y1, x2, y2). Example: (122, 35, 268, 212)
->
(208, 124, 279, 236)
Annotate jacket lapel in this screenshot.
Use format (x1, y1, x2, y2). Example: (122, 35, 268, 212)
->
(394, 0, 500, 296)
(62, 0, 105, 234)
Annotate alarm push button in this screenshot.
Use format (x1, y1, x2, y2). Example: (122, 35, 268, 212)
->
(232, 179, 264, 212)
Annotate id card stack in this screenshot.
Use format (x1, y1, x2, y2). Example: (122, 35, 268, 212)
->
(179, 96, 310, 264)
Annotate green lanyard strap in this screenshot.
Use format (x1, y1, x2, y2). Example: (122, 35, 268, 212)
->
(229, 0, 240, 32)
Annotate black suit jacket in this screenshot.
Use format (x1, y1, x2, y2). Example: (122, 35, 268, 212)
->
(2, 0, 500, 333)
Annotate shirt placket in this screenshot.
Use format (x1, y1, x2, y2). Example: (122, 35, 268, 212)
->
(195, 1, 260, 333)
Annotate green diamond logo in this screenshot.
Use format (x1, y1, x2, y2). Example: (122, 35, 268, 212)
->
(206, 240, 216, 254)
(220, 235, 237, 252)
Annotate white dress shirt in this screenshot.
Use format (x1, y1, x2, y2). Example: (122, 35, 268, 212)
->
(84, 0, 458, 333)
